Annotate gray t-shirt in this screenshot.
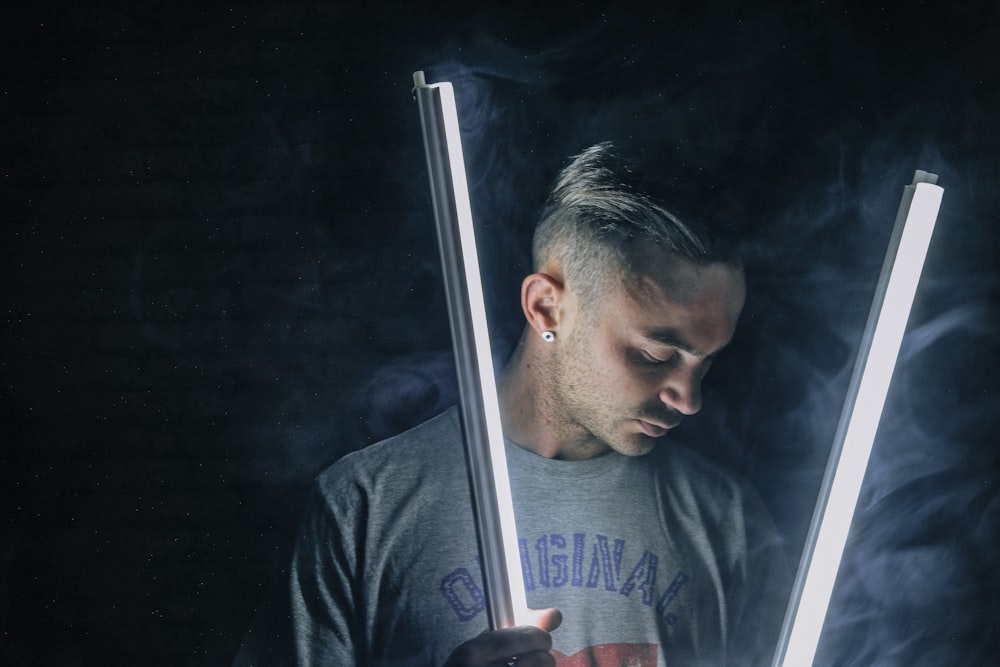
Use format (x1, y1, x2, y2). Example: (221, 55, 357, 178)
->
(287, 407, 789, 666)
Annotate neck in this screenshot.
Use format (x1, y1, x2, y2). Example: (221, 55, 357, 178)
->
(499, 330, 609, 461)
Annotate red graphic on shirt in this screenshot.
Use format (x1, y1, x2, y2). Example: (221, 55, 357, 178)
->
(553, 643, 657, 666)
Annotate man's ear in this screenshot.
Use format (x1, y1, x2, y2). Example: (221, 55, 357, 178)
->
(521, 272, 565, 336)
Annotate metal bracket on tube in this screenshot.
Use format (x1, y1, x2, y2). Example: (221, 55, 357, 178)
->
(412, 70, 528, 631)
(773, 171, 944, 666)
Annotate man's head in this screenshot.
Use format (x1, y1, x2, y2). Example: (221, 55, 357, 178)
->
(511, 142, 746, 460)
(531, 142, 741, 307)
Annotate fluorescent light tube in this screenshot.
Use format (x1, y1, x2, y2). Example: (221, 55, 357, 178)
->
(774, 171, 944, 666)
(413, 71, 529, 630)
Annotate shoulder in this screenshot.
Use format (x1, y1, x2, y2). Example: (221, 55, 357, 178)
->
(652, 440, 745, 491)
(313, 406, 464, 505)
(649, 441, 787, 575)
(648, 440, 770, 521)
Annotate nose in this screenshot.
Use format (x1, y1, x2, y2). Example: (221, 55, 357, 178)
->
(658, 366, 703, 416)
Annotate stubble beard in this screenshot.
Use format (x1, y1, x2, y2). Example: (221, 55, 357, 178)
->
(547, 324, 652, 459)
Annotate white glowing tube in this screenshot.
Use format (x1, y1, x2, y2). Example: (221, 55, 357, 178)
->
(774, 172, 944, 666)
(413, 71, 529, 630)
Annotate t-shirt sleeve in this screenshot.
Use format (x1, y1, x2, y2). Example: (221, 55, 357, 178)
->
(726, 484, 793, 667)
(230, 473, 365, 667)
(288, 477, 367, 666)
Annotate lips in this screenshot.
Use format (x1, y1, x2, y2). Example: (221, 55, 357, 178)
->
(637, 419, 672, 437)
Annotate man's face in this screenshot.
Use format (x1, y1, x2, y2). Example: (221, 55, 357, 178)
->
(549, 254, 745, 459)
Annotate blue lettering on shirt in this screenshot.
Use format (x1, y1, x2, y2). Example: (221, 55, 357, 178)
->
(550, 533, 569, 587)
(439, 533, 690, 625)
(572, 532, 585, 587)
(534, 535, 550, 588)
(620, 550, 658, 606)
(439, 567, 485, 621)
(518, 538, 535, 592)
(656, 571, 688, 625)
(586, 534, 625, 591)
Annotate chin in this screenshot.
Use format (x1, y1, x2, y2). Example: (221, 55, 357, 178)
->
(614, 434, 659, 457)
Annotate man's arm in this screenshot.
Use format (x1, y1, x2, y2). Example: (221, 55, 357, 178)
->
(288, 479, 562, 667)
(231, 482, 361, 667)
(287, 484, 364, 665)
(728, 486, 793, 667)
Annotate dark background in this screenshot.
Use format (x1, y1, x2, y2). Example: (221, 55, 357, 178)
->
(2, 1, 997, 665)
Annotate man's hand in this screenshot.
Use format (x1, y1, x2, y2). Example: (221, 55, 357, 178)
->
(443, 608, 562, 667)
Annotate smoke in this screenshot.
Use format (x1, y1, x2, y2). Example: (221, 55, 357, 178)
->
(813, 175, 1000, 664)
(3, 3, 993, 665)
(364, 4, 1000, 665)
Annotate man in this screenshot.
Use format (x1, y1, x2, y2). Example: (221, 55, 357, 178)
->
(239, 142, 789, 666)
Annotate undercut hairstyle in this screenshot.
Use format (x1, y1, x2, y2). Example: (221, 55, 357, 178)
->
(532, 142, 742, 305)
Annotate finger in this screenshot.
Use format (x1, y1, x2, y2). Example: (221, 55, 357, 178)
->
(523, 607, 562, 632)
(489, 650, 556, 667)
(480, 625, 553, 656)
(449, 626, 552, 665)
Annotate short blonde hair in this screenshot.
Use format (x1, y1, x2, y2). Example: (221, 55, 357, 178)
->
(532, 142, 741, 304)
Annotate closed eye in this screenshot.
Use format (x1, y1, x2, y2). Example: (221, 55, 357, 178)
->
(639, 349, 678, 366)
